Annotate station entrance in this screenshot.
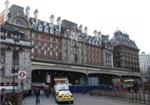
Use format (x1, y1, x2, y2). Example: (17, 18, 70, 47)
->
(32, 70, 86, 85)
(31, 70, 117, 92)
(31, 69, 141, 93)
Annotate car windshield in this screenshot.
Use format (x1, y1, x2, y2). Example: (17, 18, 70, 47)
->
(59, 89, 69, 91)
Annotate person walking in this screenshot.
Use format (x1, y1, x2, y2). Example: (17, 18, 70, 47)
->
(34, 87, 40, 105)
(1, 88, 7, 105)
(1, 88, 12, 105)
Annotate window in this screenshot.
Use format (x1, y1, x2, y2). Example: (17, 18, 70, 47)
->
(0, 49, 5, 64)
(44, 50, 47, 55)
(74, 54, 78, 61)
(50, 51, 52, 56)
(12, 50, 19, 73)
(56, 45, 58, 49)
(44, 25, 49, 33)
(31, 48, 34, 53)
(50, 37, 53, 42)
(47, 47, 50, 51)
(71, 54, 74, 61)
(16, 19, 23, 26)
(32, 22, 37, 30)
(56, 39, 58, 43)
(38, 34, 42, 40)
(50, 27, 54, 34)
(56, 52, 58, 57)
(38, 50, 41, 54)
(32, 33, 34, 38)
(50, 44, 52, 49)
(38, 24, 43, 32)
(31, 40, 34, 45)
(44, 42, 47, 47)
(38, 41, 41, 46)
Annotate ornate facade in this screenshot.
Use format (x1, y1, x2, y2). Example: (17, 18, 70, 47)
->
(29, 17, 113, 66)
(0, 1, 140, 90)
(110, 30, 140, 72)
(0, 3, 32, 89)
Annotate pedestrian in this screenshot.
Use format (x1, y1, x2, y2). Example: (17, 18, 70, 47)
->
(34, 87, 40, 105)
(1, 88, 12, 105)
(1, 88, 6, 105)
(45, 88, 49, 97)
(3, 97, 12, 105)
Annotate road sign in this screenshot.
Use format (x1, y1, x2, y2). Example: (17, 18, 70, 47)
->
(18, 71, 26, 79)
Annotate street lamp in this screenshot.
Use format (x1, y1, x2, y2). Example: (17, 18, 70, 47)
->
(12, 31, 20, 105)
(85, 70, 89, 93)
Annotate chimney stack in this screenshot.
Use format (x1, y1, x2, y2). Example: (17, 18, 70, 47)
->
(98, 31, 102, 39)
(94, 30, 97, 36)
(57, 17, 61, 26)
(4, 0, 9, 22)
(50, 14, 54, 24)
(98, 31, 101, 36)
(84, 26, 88, 34)
(79, 24, 83, 32)
(5, 0, 9, 10)
(26, 6, 30, 19)
(34, 9, 39, 22)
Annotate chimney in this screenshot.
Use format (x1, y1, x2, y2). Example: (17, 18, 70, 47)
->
(57, 17, 61, 26)
(79, 24, 83, 32)
(98, 31, 102, 39)
(34, 9, 39, 22)
(98, 31, 101, 36)
(84, 26, 88, 34)
(5, 0, 9, 10)
(94, 30, 97, 36)
(50, 14, 54, 24)
(4, 0, 9, 22)
(25, 6, 30, 19)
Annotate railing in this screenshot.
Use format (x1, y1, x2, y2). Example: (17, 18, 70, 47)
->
(90, 90, 150, 105)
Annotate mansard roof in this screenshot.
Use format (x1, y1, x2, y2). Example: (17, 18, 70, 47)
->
(62, 19, 77, 30)
(8, 4, 25, 18)
(110, 30, 138, 50)
(4, 4, 112, 49)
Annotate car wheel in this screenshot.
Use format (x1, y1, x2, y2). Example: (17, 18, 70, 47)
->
(71, 101, 74, 104)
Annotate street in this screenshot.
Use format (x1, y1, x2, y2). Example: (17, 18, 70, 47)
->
(22, 94, 144, 105)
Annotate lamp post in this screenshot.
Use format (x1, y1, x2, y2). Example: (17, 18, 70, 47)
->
(12, 32, 20, 105)
(85, 70, 89, 93)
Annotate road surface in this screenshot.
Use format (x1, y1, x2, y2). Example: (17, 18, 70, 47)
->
(22, 94, 144, 105)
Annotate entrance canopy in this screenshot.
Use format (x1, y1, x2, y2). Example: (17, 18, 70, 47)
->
(32, 61, 141, 77)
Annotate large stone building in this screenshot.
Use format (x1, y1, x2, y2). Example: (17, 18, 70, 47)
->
(0, 1, 140, 91)
(110, 30, 140, 72)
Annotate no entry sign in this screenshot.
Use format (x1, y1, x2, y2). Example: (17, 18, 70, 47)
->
(18, 71, 26, 79)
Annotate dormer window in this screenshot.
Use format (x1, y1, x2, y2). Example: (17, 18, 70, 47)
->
(32, 22, 37, 30)
(71, 31, 77, 41)
(43, 22, 49, 33)
(38, 24, 43, 32)
(44, 25, 49, 33)
(16, 19, 23, 26)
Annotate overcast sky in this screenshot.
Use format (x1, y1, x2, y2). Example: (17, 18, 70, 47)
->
(0, 0, 150, 53)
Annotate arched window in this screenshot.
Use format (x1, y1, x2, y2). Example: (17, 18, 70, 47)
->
(16, 18, 23, 26)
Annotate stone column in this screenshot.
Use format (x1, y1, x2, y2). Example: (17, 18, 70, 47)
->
(4, 50, 13, 76)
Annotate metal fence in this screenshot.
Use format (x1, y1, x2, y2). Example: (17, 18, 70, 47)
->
(90, 90, 150, 105)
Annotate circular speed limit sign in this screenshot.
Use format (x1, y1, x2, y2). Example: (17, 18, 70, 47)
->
(18, 71, 26, 79)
